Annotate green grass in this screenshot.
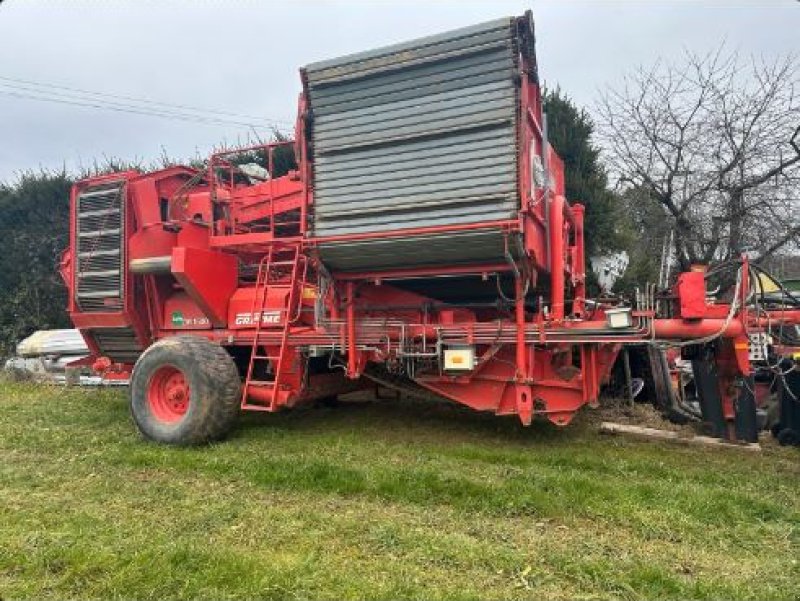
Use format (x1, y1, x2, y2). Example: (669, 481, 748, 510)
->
(0, 381, 798, 600)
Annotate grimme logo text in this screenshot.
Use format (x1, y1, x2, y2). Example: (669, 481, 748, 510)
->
(234, 311, 282, 326)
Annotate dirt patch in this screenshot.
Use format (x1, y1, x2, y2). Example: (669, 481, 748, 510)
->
(592, 397, 696, 433)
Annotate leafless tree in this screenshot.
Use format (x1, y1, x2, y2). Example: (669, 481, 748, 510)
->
(598, 47, 800, 270)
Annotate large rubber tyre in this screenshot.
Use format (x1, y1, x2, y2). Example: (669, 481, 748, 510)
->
(130, 336, 241, 445)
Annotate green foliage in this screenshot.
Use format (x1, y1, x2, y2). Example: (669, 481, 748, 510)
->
(0, 171, 74, 357)
(1, 383, 798, 600)
(615, 187, 670, 291)
(543, 89, 624, 257)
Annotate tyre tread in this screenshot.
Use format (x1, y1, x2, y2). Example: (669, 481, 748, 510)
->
(130, 336, 241, 445)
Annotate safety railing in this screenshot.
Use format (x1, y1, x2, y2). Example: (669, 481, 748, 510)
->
(208, 141, 302, 238)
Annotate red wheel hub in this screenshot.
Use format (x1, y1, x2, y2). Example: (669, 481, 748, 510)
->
(147, 365, 190, 423)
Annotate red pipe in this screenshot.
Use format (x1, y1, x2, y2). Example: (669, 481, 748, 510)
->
(515, 276, 526, 380)
(652, 319, 744, 339)
(548, 317, 745, 340)
(740, 255, 749, 325)
(760, 309, 800, 323)
(549, 195, 565, 321)
(571, 203, 586, 316)
(346, 281, 358, 377)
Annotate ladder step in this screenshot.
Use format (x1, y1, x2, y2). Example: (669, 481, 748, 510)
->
(241, 403, 275, 412)
(253, 355, 280, 360)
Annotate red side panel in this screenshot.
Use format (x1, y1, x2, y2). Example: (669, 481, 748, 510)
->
(676, 272, 707, 319)
(171, 246, 238, 327)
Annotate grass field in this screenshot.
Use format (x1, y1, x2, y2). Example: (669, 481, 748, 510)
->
(1, 380, 798, 600)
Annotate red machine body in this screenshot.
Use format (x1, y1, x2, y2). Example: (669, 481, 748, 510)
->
(61, 13, 800, 444)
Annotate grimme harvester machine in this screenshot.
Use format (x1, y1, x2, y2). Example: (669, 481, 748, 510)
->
(61, 14, 800, 445)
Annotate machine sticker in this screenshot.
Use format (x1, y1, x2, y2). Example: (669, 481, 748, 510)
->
(234, 310, 282, 326)
(171, 311, 185, 326)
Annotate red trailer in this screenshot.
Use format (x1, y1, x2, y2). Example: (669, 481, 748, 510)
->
(61, 13, 800, 445)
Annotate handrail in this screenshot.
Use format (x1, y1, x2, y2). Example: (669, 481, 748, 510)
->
(207, 141, 298, 238)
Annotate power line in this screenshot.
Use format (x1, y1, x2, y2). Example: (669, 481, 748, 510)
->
(0, 74, 293, 125)
(0, 86, 258, 127)
(0, 74, 295, 129)
(0, 88, 268, 128)
(0, 85, 280, 129)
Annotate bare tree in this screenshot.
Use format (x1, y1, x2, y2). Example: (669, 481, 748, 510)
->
(598, 47, 800, 270)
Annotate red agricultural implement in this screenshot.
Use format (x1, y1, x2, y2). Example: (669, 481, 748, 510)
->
(61, 13, 800, 445)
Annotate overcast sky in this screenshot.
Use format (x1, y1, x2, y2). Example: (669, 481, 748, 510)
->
(0, 0, 797, 182)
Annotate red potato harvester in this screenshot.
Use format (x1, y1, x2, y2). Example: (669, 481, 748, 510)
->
(60, 13, 800, 445)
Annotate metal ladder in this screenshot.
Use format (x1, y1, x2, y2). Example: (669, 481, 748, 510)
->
(241, 243, 307, 411)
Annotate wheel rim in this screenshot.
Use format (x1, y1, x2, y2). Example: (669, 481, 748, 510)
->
(147, 365, 190, 424)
